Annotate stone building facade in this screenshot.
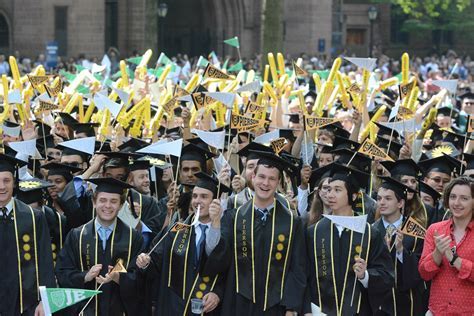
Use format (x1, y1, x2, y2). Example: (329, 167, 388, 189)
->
(0, 0, 473, 60)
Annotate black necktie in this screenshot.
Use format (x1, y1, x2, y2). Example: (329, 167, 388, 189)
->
(1, 207, 8, 220)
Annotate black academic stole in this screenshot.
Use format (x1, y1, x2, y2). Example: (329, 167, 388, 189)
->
(312, 217, 371, 315)
(167, 216, 219, 315)
(78, 219, 133, 315)
(12, 200, 41, 313)
(234, 198, 294, 311)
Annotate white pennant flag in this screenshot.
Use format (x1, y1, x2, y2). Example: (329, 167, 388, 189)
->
(192, 129, 225, 150)
(389, 99, 401, 121)
(58, 136, 96, 155)
(113, 87, 130, 104)
(137, 138, 183, 157)
(344, 57, 377, 72)
(93, 92, 123, 118)
(379, 117, 422, 133)
(323, 214, 368, 234)
(204, 92, 236, 107)
(236, 81, 262, 93)
(432, 80, 458, 94)
(254, 129, 280, 144)
(213, 153, 229, 175)
(191, 205, 201, 226)
(9, 139, 39, 157)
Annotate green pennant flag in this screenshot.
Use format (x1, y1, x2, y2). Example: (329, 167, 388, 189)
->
(59, 70, 77, 82)
(77, 85, 90, 94)
(228, 61, 243, 72)
(39, 286, 101, 315)
(157, 52, 172, 65)
(394, 72, 403, 82)
(94, 73, 103, 82)
(224, 37, 240, 48)
(197, 56, 209, 68)
(314, 70, 330, 80)
(74, 64, 86, 72)
(126, 56, 143, 65)
(105, 78, 115, 88)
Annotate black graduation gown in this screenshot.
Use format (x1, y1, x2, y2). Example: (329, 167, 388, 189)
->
(373, 219, 427, 316)
(146, 215, 230, 315)
(0, 199, 56, 316)
(221, 198, 307, 315)
(57, 180, 94, 230)
(40, 205, 68, 264)
(55, 218, 144, 316)
(306, 217, 394, 316)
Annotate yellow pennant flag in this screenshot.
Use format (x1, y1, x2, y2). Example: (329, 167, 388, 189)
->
(191, 92, 205, 110)
(468, 116, 474, 133)
(38, 100, 59, 112)
(203, 64, 232, 80)
(45, 79, 63, 98)
(171, 222, 192, 232)
(27, 75, 50, 89)
(399, 80, 415, 100)
(244, 100, 265, 116)
(397, 106, 414, 119)
(162, 97, 178, 115)
(303, 115, 338, 131)
(270, 137, 287, 154)
(173, 85, 189, 97)
(111, 259, 127, 273)
(358, 139, 394, 162)
(401, 216, 426, 239)
(231, 114, 260, 131)
(293, 62, 307, 77)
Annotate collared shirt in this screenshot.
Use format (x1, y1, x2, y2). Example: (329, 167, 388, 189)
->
(95, 218, 116, 241)
(382, 215, 404, 263)
(297, 186, 309, 220)
(73, 176, 88, 198)
(419, 219, 474, 315)
(194, 221, 221, 256)
(255, 202, 275, 221)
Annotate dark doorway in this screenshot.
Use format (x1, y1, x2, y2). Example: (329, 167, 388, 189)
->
(0, 14, 10, 54)
(105, 0, 118, 50)
(160, 0, 217, 56)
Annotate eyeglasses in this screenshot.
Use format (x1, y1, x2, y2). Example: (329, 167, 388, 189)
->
(429, 177, 450, 184)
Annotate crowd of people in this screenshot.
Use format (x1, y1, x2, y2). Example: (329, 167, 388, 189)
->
(0, 46, 473, 316)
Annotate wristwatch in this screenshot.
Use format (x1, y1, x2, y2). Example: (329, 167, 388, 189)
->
(450, 246, 458, 266)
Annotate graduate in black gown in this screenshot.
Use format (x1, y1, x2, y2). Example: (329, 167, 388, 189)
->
(221, 151, 307, 315)
(373, 177, 426, 315)
(306, 163, 394, 316)
(17, 178, 68, 265)
(55, 177, 145, 315)
(136, 172, 231, 315)
(0, 154, 56, 316)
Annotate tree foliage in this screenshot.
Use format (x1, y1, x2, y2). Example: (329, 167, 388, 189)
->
(393, 0, 471, 18)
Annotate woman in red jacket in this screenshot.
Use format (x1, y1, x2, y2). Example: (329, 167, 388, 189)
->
(419, 176, 474, 315)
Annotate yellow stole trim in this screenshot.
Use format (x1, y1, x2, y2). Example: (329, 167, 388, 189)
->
(313, 221, 322, 309)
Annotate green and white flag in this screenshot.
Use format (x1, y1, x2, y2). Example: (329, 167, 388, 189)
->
(224, 37, 240, 48)
(197, 56, 210, 68)
(39, 286, 101, 315)
(157, 52, 173, 65)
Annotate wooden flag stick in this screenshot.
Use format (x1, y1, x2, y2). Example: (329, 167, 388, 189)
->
(79, 283, 104, 315)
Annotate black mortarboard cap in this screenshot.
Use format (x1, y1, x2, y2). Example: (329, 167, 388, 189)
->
(286, 113, 300, 124)
(41, 161, 82, 182)
(194, 171, 231, 198)
(33, 120, 52, 137)
(419, 154, 461, 175)
(333, 149, 372, 173)
(118, 137, 149, 152)
(181, 143, 216, 165)
(436, 106, 459, 118)
(129, 158, 151, 172)
(320, 121, 351, 139)
(250, 150, 296, 175)
(419, 181, 441, 201)
(331, 135, 360, 152)
(55, 112, 79, 126)
(378, 176, 416, 200)
(328, 163, 370, 191)
(0, 153, 27, 173)
(374, 122, 400, 139)
(72, 122, 98, 136)
(375, 137, 402, 159)
(17, 178, 53, 204)
(463, 153, 474, 170)
(88, 177, 133, 195)
(380, 159, 424, 178)
(238, 142, 273, 160)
